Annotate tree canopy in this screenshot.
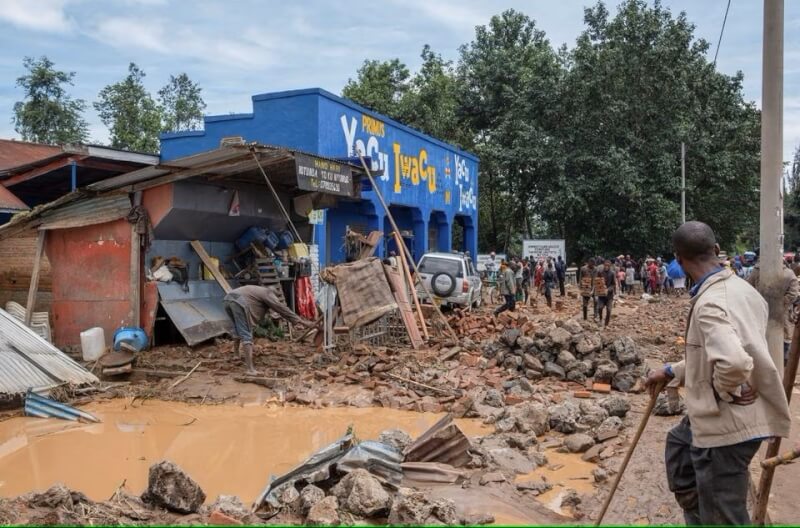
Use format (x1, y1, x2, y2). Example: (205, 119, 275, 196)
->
(342, 0, 762, 259)
(13, 56, 89, 145)
(158, 73, 206, 132)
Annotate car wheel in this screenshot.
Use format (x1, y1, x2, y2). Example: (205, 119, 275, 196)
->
(431, 272, 457, 297)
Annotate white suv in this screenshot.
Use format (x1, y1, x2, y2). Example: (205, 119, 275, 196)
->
(416, 252, 482, 310)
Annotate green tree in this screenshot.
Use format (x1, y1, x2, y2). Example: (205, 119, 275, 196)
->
(158, 73, 206, 132)
(12, 56, 89, 144)
(94, 63, 162, 152)
(342, 58, 410, 118)
(457, 10, 564, 253)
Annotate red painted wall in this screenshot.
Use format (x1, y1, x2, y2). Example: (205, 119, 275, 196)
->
(142, 185, 173, 231)
(46, 219, 132, 348)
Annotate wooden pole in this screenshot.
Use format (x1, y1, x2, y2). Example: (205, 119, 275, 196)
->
(595, 382, 664, 526)
(355, 154, 457, 341)
(25, 230, 46, 326)
(394, 232, 429, 340)
(753, 305, 800, 525)
(129, 192, 142, 327)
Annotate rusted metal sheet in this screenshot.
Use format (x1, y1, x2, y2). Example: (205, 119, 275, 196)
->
(39, 194, 131, 230)
(338, 440, 403, 486)
(401, 461, 466, 484)
(0, 186, 29, 213)
(0, 139, 62, 174)
(403, 414, 472, 468)
(46, 220, 132, 347)
(157, 280, 233, 346)
(0, 307, 98, 396)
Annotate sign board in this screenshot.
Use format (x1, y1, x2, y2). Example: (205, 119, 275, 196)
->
(308, 209, 324, 225)
(522, 239, 565, 262)
(295, 153, 356, 197)
(477, 253, 507, 272)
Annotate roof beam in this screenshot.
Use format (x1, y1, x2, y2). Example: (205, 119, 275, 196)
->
(2, 155, 86, 188)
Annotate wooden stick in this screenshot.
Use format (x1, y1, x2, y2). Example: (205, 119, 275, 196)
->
(394, 232, 429, 340)
(761, 446, 800, 469)
(25, 230, 46, 326)
(169, 360, 202, 390)
(355, 154, 457, 341)
(190, 240, 232, 293)
(383, 372, 451, 395)
(595, 382, 663, 526)
(129, 191, 142, 327)
(753, 316, 800, 524)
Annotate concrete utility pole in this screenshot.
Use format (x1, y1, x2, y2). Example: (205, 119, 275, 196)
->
(758, 0, 785, 377)
(681, 142, 686, 224)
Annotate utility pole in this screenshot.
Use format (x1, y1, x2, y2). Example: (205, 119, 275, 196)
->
(757, 0, 785, 378)
(681, 142, 686, 224)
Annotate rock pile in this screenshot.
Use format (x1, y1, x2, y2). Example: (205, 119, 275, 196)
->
(482, 319, 647, 392)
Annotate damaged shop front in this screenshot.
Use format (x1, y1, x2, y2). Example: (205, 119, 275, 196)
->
(0, 144, 366, 350)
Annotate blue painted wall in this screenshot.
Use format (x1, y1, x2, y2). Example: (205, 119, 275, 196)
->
(161, 88, 479, 265)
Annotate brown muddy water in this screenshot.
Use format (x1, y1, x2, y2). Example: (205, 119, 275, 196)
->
(0, 399, 491, 503)
(516, 449, 596, 516)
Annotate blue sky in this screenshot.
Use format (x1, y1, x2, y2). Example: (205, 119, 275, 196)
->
(0, 0, 798, 161)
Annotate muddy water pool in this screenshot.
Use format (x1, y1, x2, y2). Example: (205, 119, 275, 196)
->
(0, 399, 490, 503)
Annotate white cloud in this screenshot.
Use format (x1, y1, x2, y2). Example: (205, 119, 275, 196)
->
(391, 0, 488, 32)
(0, 0, 72, 32)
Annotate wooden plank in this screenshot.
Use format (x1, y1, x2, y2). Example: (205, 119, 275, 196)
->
(129, 191, 143, 327)
(190, 240, 232, 293)
(394, 232, 428, 340)
(24, 230, 46, 326)
(384, 264, 424, 349)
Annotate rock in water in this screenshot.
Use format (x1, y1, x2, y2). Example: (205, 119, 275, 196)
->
(306, 496, 340, 526)
(387, 490, 457, 525)
(332, 469, 392, 517)
(564, 434, 595, 453)
(142, 460, 205, 514)
(28, 484, 74, 509)
(378, 429, 413, 452)
(208, 495, 249, 520)
(507, 401, 550, 435)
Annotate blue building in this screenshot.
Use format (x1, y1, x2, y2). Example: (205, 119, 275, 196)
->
(160, 88, 479, 265)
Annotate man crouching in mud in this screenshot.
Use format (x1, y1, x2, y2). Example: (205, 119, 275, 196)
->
(645, 221, 790, 525)
(224, 285, 316, 375)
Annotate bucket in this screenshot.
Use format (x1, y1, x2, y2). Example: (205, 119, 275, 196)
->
(236, 226, 267, 251)
(276, 230, 294, 250)
(80, 327, 105, 361)
(263, 230, 280, 251)
(113, 327, 148, 352)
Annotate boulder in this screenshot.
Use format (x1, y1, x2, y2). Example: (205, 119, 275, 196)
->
(529, 450, 548, 467)
(299, 485, 326, 516)
(279, 485, 300, 509)
(564, 434, 595, 453)
(578, 401, 609, 428)
(593, 360, 619, 383)
(517, 336, 535, 352)
(556, 350, 577, 369)
(599, 395, 630, 418)
(549, 327, 573, 349)
(592, 468, 609, 483)
(463, 512, 496, 525)
(548, 401, 580, 434)
(209, 496, 249, 520)
(595, 416, 623, 441)
(561, 319, 584, 335)
(378, 429, 413, 452)
(544, 362, 566, 380)
(654, 391, 686, 416)
(610, 336, 642, 366)
(142, 460, 206, 514)
(612, 365, 644, 393)
(479, 471, 506, 485)
(525, 369, 543, 381)
(575, 333, 602, 355)
(388, 490, 457, 525)
(566, 370, 586, 383)
(306, 496, 340, 526)
(483, 389, 505, 408)
(561, 490, 582, 508)
(482, 342, 500, 358)
(516, 479, 553, 495)
(507, 401, 550, 435)
(28, 484, 74, 509)
(503, 355, 523, 370)
(332, 469, 392, 517)
(523, 354, 544, 372)
(501, 328, 521, 348)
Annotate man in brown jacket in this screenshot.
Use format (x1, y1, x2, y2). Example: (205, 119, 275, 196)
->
(646, 222, 791, 525)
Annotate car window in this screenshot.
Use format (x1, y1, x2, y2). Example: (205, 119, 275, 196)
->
(418, 257, 463, 278)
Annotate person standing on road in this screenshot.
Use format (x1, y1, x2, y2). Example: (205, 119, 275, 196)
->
(494, 261, 517, 316)
(625, 263, 636, 295)
(521, 259, 532, 304)
(543, 261, 556, 308)
(514, 259, 524, 301)
(578, 258, 596, 320)
(646, 221, 791, 526)
(224, 285, 316, 375)
(555, 255, 566, 296)
(594, 260, 616, 326)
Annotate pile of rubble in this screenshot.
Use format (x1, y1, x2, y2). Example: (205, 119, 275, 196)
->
(482, 319, 647, 393)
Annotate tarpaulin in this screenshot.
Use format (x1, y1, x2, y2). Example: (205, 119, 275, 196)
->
(295, 276, 317, 320)
(667, 259, 685, 279)
(320, 257, 397, 328)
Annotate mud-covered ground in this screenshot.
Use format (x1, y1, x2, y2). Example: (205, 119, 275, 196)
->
(0, 288, 709, 525)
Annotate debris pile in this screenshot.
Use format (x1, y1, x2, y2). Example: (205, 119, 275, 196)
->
(481, 319, 647, 393)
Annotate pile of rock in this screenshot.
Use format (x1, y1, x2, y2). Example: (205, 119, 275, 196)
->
(482, 319, 647, 392)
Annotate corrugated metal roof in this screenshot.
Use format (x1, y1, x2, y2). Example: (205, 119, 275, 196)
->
(39, 194, 131, 230)
(403, 414, 472, 468)
(157, 281, 233, 346)
(0, 140, 62, 173)
(0, 185, 29, 213)
(0, 308, 98, 395)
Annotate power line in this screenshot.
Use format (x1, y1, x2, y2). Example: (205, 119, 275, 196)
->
(713, 0, 732, 67)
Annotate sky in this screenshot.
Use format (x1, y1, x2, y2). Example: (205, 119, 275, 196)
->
(0, 0, 798, 162)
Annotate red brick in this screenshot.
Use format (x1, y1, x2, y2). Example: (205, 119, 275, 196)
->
(208, 510, 243, 525)
(573, 390, 592, 399)
(592, 383, 611, 393)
